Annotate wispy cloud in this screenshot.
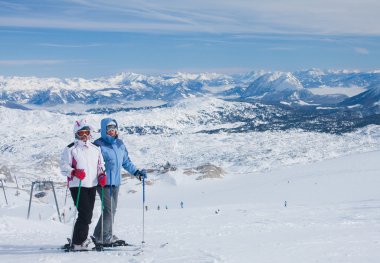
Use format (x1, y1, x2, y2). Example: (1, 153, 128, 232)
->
(37, 43, 103, 48)
(0, 1, 29, 12)
(0, 59, 64, 66)
(0, 0, 379, 35)
(266, 47, 296, 51)
(124, 66, 254, 75)
(354, 47, 370, 55)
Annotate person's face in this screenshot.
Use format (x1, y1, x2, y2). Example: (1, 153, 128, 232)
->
(106, 125, 117, 137)
(77, 130, 90, 142)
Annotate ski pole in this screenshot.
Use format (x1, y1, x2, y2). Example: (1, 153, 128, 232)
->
(75, 181, 82, 209)
(110, 171, 113, 241)
(63, 187, 68, 223)
(70, 180, 82, 247)
(101, 186, 104, 244)
(142, 176, 145, 246)
(64, 187, 68, 206)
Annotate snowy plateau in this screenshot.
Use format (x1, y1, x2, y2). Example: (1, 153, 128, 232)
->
(0, 69, 380, 263)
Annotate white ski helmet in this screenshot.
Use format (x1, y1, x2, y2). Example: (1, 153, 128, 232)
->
(73, 119, 92, 137)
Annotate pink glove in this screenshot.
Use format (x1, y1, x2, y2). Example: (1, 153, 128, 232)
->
(71, 169, 86, 180)
(98, 173, 107, 187)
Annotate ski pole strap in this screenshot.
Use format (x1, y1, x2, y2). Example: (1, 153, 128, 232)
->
(75, 181, 82, 209)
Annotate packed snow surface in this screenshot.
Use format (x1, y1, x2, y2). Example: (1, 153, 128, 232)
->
(0, 96, 380, 262)
(1, 150, 379, 262)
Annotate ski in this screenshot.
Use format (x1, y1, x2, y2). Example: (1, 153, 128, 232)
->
(0, 241, 166, 255)
(101, 240, 136, 248)
(62, 240, 103, 252)
(62, 244, 140, 253)
(90, 236, 138, 248)
(62, 237, 140, 252)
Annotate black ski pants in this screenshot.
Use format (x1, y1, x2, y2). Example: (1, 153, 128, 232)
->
(70, 186, 97, 245)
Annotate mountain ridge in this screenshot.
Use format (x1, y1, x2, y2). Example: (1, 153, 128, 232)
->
(1, 69, 380, 118)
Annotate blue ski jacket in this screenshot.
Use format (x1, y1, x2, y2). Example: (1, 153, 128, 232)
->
(94, 118, 138, 186)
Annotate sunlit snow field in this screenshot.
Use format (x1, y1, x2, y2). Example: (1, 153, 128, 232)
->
(0, 98, 380, 262)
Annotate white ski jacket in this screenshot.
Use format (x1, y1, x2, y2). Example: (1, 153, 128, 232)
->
(60, 140, 105, 188)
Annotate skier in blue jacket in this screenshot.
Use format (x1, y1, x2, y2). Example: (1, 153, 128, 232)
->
(92, 117, 147, 245)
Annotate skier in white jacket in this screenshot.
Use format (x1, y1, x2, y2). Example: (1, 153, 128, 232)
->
(60, 119, 107, 251)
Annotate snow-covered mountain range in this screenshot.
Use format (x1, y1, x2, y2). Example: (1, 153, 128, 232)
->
(1, 69, 380, 178)
(1, 69, 380, 107)
(2, 69, 379, 134)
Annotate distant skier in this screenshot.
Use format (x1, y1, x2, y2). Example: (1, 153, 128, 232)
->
(180, 201, 184, 208)
(60, 119, 106, 251)
(157, 205, 160, 210)
(92, 118, 147, 245)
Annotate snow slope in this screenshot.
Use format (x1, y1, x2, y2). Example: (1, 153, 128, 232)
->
(1, 97, 380, 182)
(0, 150, 379, 262)
(0, 96, 380, 262)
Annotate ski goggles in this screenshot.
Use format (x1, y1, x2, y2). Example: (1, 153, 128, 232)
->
(106, 124, 117, 131)
(77, 130, 90, 136)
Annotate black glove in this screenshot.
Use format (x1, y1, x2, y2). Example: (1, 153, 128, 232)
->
(134, 169, 147, 181)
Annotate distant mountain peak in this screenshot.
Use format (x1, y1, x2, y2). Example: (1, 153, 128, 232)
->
(244, 72, 303, 97)
(1, 69, 380, 107)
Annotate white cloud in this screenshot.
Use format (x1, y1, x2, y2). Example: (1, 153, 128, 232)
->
(37, 43, 103, 48)
(266, 47, 296, 51)
(123, 66, 254, 75)
(354, 47, 370, 55)
(0, 1, 29, 11)
(0, 0, 379, 35)
(0, 60, 64, 65)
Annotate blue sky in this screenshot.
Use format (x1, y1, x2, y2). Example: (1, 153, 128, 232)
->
(0, 0, 379, 78)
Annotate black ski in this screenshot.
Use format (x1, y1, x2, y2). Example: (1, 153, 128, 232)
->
(91, 236, 138, 248)
(0, 241, 166, 255)
(101, 240, 136, 248)
(62, 237, 140, 252)
(62, 237, 103, 252)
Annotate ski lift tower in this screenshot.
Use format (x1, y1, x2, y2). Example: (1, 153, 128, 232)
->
(27, 180, 61, 222)
(0, 178, 8, 205)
